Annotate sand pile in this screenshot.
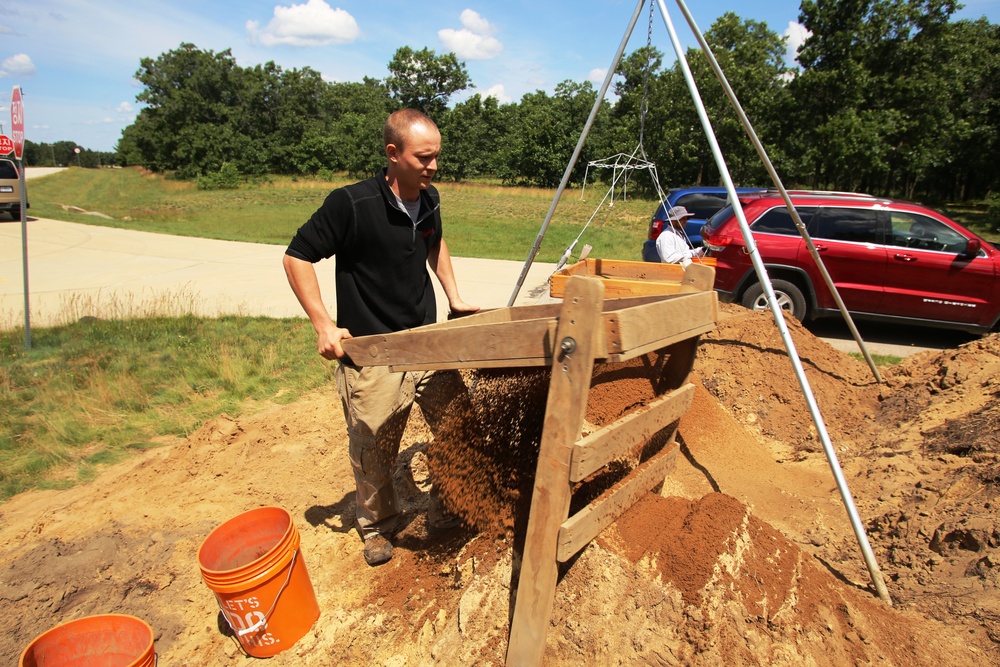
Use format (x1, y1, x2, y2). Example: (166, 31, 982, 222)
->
(1, 303, 998, 665)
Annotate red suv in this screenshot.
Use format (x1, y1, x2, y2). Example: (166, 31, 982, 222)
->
(701, 192, 1000, 335)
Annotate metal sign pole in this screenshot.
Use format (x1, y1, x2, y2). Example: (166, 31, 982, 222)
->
(11, 85, 29, 349)
(19, 159, 29, 349)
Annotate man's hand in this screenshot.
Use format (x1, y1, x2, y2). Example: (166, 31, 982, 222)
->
(316, 322, 352, 360)
(448, 298, 481, 319)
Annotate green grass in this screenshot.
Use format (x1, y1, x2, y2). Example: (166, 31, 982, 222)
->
(848, 351, 904, 366)
(0, 313, 333, 500)
(26, 167, 652, 262)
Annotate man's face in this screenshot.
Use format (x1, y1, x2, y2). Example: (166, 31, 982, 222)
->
(388, 122, 441, 196)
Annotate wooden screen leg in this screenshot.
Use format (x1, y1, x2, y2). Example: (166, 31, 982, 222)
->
(506, 276, 605, 667)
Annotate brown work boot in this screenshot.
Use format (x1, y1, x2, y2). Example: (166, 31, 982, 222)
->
(427, 494, 464, 533)
(363, 534, 393, 566)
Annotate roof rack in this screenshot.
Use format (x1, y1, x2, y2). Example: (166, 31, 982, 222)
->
(764, 188, 878, 198)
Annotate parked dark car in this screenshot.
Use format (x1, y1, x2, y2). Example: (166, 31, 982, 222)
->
(642, 186, 766, 261)
(0, 158, 27, 220)
(700, 191, 1000, 334)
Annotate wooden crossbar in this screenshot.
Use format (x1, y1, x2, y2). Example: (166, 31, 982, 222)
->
(558, 440, 679, 562)
(569, 382, 694, 482)
(343, 290, 717, 371)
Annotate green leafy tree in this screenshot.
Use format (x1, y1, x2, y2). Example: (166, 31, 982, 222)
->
(613, 14, 789, 189)
(918, 18, 1000, 200)
(788, 0, 962, 196)
(694, 13, 791, 185)
(328, 78, 399, 177)
(385, 46, 473, 117)
(499, 81, 604, 187)
(438, 94, 507, 181)
(22, 140, 111, 168)
(127, 44, 246, 177)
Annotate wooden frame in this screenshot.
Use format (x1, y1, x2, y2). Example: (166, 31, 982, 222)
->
(342, 286, 717, 372)
(341, 275, 716, 667)
(549, 257, 716, 299)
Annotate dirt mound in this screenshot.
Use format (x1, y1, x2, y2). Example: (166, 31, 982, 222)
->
(854, 335, 1000, 638)
(2, 303, 999, 664)
(603, 493, 978, 666)
(695, 304, 881, 454)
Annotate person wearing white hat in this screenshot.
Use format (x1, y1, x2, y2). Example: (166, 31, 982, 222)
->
(655, 205, 705, 265)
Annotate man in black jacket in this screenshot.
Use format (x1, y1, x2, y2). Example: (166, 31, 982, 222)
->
(283, 109, 479, 566)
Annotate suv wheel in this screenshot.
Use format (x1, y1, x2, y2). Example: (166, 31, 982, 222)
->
(10, 206, 19, 220)
(741, 280, 807, 320)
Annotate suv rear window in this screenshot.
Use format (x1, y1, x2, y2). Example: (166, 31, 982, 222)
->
(674, 193, 730, 220)
(704, 205, 734, 232)
(749, 206, 817, 235)
(0, 160, 17, 179)
(808, 207, 879, 244)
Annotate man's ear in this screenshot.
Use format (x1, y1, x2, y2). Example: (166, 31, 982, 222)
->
(386, 143, 399, 163)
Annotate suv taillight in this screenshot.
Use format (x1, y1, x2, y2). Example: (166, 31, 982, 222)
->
(648, 217, 665, 241)
(701, 229, 734, 253)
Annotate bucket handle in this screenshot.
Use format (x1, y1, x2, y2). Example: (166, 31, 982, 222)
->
(217, 548, 299, 640)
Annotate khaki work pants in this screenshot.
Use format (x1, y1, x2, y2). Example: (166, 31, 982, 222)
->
(335, 362, 469, 538)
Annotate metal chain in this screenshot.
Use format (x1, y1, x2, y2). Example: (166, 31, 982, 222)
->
(638, 0, 655, 156)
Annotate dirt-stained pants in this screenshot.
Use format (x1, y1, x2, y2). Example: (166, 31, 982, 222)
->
(335, 362, 469, 538)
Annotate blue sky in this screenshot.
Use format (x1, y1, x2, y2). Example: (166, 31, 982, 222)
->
(1, 0, 998, 153)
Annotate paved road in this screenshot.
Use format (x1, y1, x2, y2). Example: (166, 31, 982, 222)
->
(5, 167, 965, 357)
(804, 318, 974, 358)
(1, 167, 558, 329)
(0, 216, 559, 330)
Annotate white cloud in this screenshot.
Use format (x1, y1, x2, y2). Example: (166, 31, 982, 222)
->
(484, 84, 511, 104)
(116, 102, 134, 113)
(0, 24, 15, 35)
(438, 9, 503, 60)
(588, 68, 606, 85)
(458, 8, 493, 35)
(247, 0, 360, 47)
(0, 53, 36, 78)
(783, 21, 812, 65)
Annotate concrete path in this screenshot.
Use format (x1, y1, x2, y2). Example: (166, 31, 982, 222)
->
(0, 216, 558, 329)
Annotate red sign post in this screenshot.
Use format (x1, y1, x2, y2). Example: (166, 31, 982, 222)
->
(10, 86, 24, 159)
(11, 85, 29, 348)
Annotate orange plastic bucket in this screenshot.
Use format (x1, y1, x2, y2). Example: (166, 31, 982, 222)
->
(198, 506, 320, 658)
(19, 614, 155, 667)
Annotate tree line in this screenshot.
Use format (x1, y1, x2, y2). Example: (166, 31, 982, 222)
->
(36, 1, 1000, 203)
(20, 140, 117, 169)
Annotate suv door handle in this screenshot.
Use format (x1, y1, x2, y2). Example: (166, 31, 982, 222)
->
(893, 253, 918, 262)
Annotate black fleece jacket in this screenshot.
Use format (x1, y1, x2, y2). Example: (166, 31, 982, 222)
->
(285, 169, 443, 337)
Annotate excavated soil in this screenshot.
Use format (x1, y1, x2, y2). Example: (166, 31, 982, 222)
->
(2, 302, 999, 665)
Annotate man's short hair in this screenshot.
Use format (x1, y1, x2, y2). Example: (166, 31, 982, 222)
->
(383, 109, 437, 149)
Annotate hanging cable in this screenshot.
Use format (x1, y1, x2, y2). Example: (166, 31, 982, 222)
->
(638, 0, 655, 156)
